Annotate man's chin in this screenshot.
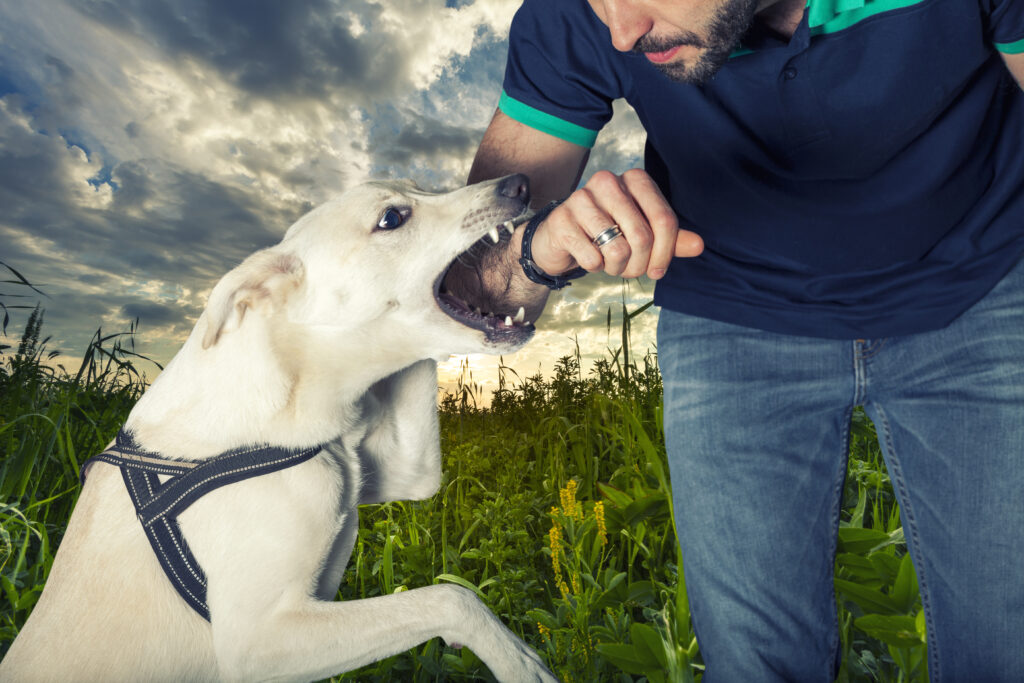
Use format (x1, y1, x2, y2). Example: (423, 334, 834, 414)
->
(652, 48, 731, 85)
(650, 0, 758, 85)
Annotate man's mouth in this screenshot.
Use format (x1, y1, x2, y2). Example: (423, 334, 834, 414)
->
(645, 46, 684, 63)
(635, 31, 706, 65)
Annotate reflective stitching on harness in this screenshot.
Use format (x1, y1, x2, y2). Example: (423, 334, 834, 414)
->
(121, 464, 210, 617)
(140, 452, 318, 526)
(124, 465, 143, 505)
(154, 518, 207, 612)
(162, 516, 206, 586)
(81, 431, 322, 622)
(140, 470, 206, 588)
(90, 452, 193, 477)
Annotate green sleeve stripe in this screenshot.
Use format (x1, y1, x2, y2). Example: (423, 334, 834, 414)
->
(995, 37, 1024, 54)
(499, 91, 599, 148)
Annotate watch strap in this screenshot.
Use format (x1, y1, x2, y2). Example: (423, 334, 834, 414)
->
(518, 201, 587, 290)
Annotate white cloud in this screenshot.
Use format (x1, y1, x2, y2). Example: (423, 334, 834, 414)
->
(0, 0, 655, 402)
(375, 0, 520, 89)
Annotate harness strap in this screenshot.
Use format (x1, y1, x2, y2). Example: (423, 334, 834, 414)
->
(81, 430, 323, 621)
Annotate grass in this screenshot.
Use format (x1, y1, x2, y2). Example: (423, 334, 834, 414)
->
(0, 272, 928, 681)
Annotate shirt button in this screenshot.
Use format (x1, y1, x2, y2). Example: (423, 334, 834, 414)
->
(783, 67, 798, 80)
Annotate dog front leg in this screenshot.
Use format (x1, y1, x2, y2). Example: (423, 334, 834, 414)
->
(211, 584, 557, 682)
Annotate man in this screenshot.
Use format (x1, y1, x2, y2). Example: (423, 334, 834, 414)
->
(464, 0, 1024, 680)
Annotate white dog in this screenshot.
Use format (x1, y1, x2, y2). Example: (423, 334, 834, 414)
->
(0, 175, 558, 682)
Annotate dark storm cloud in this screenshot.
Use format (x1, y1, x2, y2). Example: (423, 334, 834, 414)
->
(0, 0, 653, 379)
(372, 111, 482, 166)
(0, 93, 308, 357)
(35, 289, 193, 363)
(76, 272, 118, 288)
(120, 300, 183, 327)
(70, 0, 403, 99)
(0, 100, 300, 282)
(108, 159, 306, 254)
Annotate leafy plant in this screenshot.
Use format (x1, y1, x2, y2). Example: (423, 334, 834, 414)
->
(0, 271, 925, 680)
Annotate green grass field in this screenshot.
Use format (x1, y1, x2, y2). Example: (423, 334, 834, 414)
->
(0, 279, 929, 681)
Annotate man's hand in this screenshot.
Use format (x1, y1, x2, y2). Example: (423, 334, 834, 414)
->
(468, 110, 703, 291)
(527, 169, 704, 280)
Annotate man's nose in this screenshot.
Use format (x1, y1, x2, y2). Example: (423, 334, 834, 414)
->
(603, 0, 654, 52)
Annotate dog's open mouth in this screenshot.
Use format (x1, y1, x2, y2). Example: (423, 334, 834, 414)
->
(434, 213, 540, 347)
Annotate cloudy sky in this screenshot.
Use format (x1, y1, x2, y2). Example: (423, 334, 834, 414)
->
(0, 0, 657, 398)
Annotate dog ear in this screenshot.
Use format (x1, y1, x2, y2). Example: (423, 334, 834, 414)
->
(201, 250, 304, 349)
(356, 359, 442, 503)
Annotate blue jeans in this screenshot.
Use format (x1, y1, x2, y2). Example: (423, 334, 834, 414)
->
(657, 256, 1024, 682)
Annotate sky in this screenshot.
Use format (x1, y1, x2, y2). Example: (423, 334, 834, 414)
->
(0, 0, 659, 399)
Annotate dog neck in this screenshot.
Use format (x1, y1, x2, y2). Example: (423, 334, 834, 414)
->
(123, 312, 414, 461)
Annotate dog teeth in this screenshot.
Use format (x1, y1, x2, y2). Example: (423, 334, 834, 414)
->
(488, 227, 500, 244)
(504, 315, 513, 326)
(502, 220, 516, 235)
(514, 307, 525, 323)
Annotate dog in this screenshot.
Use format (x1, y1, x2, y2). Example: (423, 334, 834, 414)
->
(0, 175, 558, 682)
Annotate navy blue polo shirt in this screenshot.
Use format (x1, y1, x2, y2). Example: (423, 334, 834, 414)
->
(501, 0, 1024, 338)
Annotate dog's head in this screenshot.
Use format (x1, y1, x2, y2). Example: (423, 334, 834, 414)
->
(201, 175, 546, 363)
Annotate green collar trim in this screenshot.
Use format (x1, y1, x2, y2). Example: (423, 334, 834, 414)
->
(807, 0, 865, 29)
(806, 0, 929, 35)
(731, 0, 926, 57)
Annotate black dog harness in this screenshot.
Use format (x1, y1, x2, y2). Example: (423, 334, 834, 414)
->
(81, 431, 322, 620)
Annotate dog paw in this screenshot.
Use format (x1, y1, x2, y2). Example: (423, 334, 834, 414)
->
(517, 650, 560, 683)
(488, 637, 559, 683)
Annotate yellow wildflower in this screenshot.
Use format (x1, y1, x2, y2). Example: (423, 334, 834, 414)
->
(593, 500, 607, 546)
(558, 480, 584, 521)
(549, 524, 563, 580)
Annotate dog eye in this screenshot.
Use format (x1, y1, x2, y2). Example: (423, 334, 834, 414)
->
(377, 207, 409, 230)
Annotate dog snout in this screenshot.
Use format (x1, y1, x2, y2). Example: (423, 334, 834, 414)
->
(496, 174, 530, 205)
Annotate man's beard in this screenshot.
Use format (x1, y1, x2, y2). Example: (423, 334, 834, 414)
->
(634, 0, 759, 85)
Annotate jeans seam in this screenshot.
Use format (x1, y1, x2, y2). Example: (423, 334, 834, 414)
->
(872, 404, 940, 682)
(828, 405, 854, 680)
(853, 343, 866, 405)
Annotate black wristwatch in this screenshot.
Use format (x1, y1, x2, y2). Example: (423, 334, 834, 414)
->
(518, 201, 587, 290)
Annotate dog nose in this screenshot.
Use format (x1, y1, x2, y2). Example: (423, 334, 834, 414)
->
(496, 174, 530, 203)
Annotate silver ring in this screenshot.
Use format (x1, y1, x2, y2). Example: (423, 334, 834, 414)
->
(591, 225, 623, 248)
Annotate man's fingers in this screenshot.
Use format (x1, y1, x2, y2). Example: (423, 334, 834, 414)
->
(566, 188, 635, 276)
(674, 229, 704, 258)
(525, 168, 704, 282)
(620, 169, 680, 279)
(557, 220, 605, 272)
(587, 171, 652, 278)
(529, 203, 603, 275)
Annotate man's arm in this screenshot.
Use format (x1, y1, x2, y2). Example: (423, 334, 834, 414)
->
(469, 109, 590, 209)
(1003, 50, 1024, 89)
(468, 109, 703, 284)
